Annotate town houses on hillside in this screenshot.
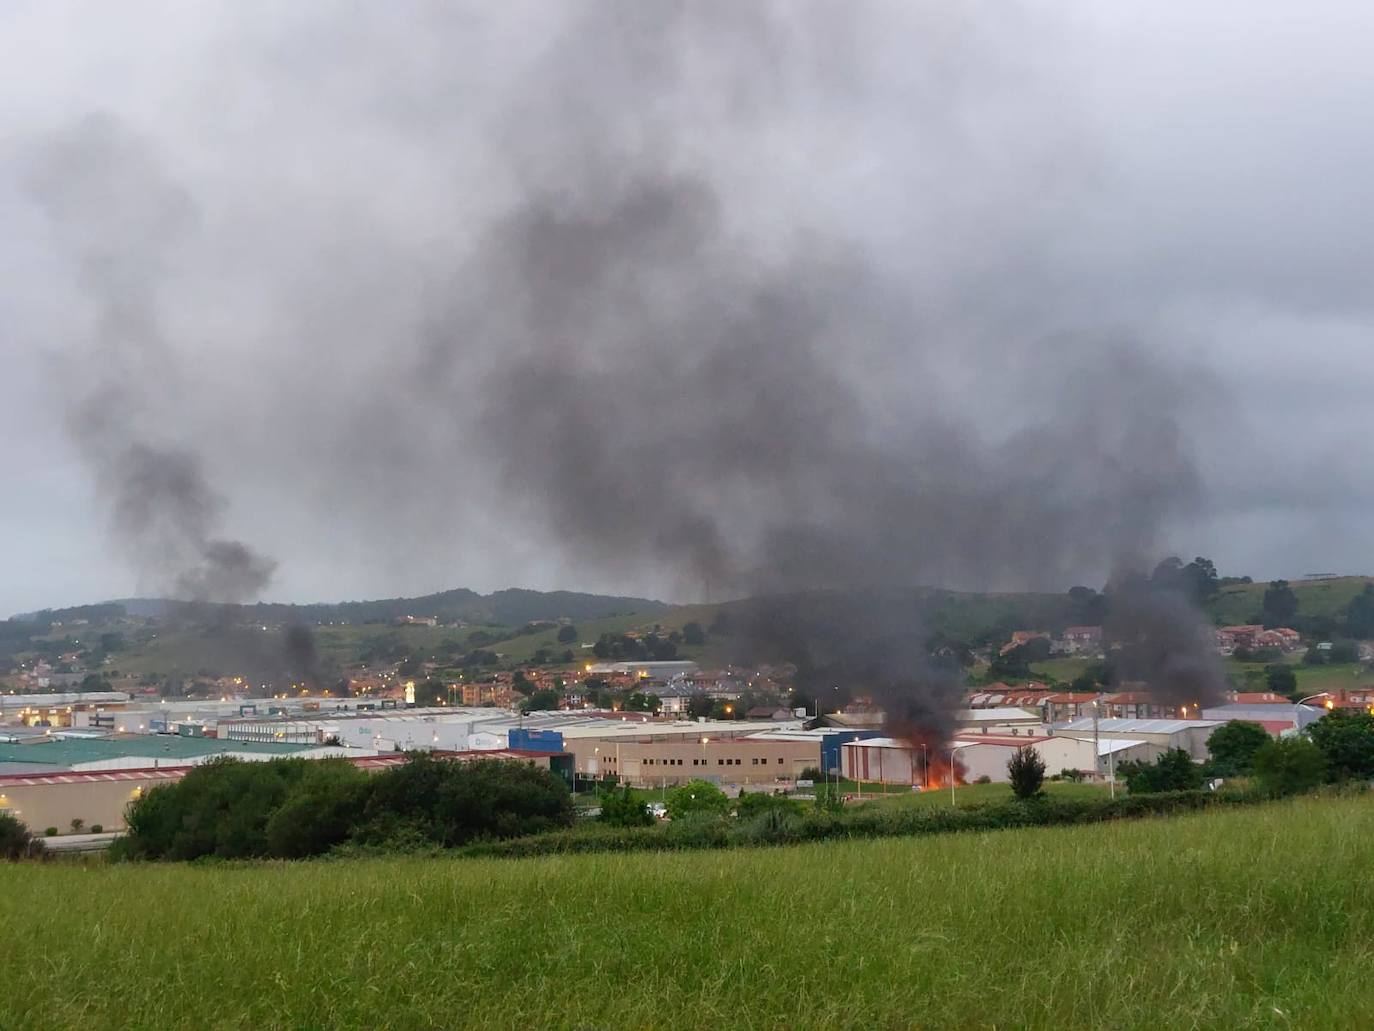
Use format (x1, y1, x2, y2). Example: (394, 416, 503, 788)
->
(999, 626, 1103, 657)
(1215, 625, 1301, 654)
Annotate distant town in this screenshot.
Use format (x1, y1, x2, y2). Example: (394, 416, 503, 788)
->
(4, 571, 1372, 842)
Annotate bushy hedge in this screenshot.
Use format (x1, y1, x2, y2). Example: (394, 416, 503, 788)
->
(112, 754, 574, 862)
(0, 811, 45, 861)
(459, 789, 1262, 860)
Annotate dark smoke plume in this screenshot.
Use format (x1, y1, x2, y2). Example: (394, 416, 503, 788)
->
(17, 5, 1232, 728)
(413, 6, 1227, 731)
(26, 114, 275, 604)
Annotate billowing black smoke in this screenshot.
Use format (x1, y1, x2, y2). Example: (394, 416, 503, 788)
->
(19, 5, 1230, 728)
(412, 4, 1229, 732)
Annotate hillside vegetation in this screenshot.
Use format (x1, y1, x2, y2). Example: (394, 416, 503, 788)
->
(1206, 575, 1374, 625)
(1, 794, 1369, 1029)
(12, 574, 1374, 687)
(20, 587, 667, 629)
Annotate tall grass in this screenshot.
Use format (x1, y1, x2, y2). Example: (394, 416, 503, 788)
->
(2, 794, 1371, 1029)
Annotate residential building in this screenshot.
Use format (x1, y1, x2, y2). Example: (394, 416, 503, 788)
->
(1215, 625, 1265, 653)
(1060, 626, 1103, 654)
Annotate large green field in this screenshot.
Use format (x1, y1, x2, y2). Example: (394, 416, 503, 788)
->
(2, 794, 1371, 1029)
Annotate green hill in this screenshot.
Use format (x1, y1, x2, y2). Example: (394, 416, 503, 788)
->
(3, 794, 1371, 1028)
(1205, 575, 1374, 626)
(17, 586, 668, 628)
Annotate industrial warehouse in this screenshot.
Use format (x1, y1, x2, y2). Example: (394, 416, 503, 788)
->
(0, 679, 1338, 840)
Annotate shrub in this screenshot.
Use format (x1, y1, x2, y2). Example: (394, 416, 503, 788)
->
(90, 824, 103, 834)
(797, 766, 824, 784)
(598, 786, 653, 827)
(69, 818, 85, 833)
(736, 805, 804, 845)
(1206, 721, 1272, 777)
(812, 783, 845, 812)
(1007, 746, 1046, 799)
(1252, 737, 1327, 796)
(264, 760, 372, 858)
(44, 827, 58, 838)
(736, 792, 803, 820)
(1306, 709, 1374, 781)
(0, 813, 44, 861)
(665, 780, 730, 821)
(115, 756, 313, 861)
(355, 755, 574, 848)
(114, 753, 575, 861)
(975, 775, 992, 785)
(1119, 749, 1204, 794)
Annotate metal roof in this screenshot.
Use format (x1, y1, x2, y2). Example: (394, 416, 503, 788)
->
(0, 691, 131, 707)
(1055, 717, 1221, 734)
(1097, 738, 1149, 755)
(0, 736, 321, 768)
(0, 752, 410, 788)
(955, 707, 1043, 722)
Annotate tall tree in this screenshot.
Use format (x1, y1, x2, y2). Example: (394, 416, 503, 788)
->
(1007, 746, 1046, 799)
(1205, 720, 1271, 777)
(1345, 585, 1374, 639)
(1260, 580, 1299, 628)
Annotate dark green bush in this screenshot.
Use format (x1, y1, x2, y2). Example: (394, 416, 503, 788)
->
(354, 755, 574, 848)
(1253, 737, 1327, 796)
(0, 812, 44, 861)
(598, 786, 653, 827)
(1206, 721, 1272, 777)
(1306, 709, 1374, 781)
(265, 760, 372, 858)
(736, 806, 804, 845)
(114, 753, 575, 861)
(114, 756, 314, 861)
(1007, 746, 1046, 799)
(1119, 749, 1205, 793)
(665, 780, 730, 821)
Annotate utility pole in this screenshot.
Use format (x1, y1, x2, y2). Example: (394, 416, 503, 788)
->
(949, 747, 956, 807)
(1092, 697, 1101, 787)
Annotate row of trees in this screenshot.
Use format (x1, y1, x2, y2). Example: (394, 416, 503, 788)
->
(112, 754, 574, 861)
(1118, 711, 1374, 797)
(591, 632, 681, 662)
(1010, 711, 1374, 802)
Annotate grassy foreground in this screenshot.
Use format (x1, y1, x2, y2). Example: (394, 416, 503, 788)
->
(2, 795, 1372, 1030)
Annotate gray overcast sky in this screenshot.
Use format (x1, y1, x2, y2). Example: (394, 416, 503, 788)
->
(1, 2, 1372, 615)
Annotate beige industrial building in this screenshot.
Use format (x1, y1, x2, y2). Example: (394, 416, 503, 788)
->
(569, 725, 819, 786)
(0, 767, 175, 834)
(0, 755, 413, 834)
(1051, 718, 1223, 761)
